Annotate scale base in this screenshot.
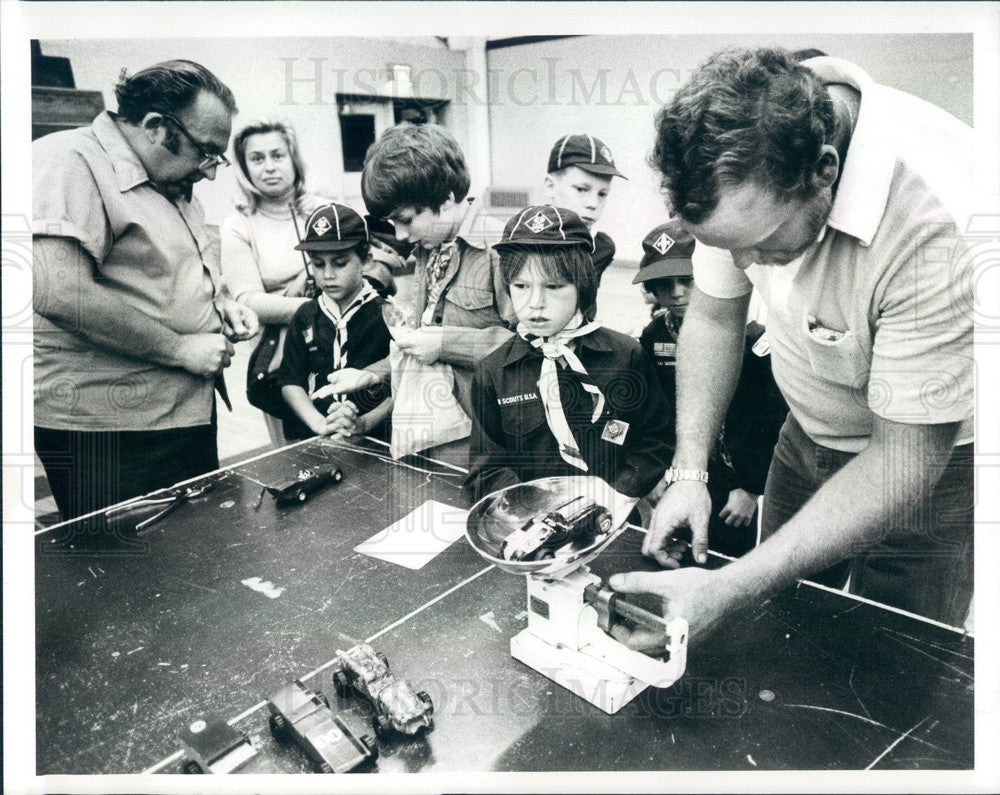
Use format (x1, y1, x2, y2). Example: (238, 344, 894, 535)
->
(511, 628, 647, 715)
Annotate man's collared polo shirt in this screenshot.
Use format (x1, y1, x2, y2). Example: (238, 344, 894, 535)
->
(33, 111, 223, 431)
(692, 57, 975, 453)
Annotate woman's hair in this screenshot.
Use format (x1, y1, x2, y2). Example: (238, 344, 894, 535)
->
(499, 245, 599, 321)
(361, 123, 470, 219)
(115, 59, 237, 124)
(232, 119, 311, 216)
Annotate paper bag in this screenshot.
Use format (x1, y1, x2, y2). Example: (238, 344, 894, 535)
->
(389, 342, 472, 459)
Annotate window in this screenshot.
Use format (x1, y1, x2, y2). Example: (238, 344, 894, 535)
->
(339, 114, 376, 173)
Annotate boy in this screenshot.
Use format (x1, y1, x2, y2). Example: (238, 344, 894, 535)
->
(545, 134, 627, 277)
(317, 123, 516, 418)
(278, 204, 393, 440)
(465, 205, 672, 503)
(634, 222, 788, 556)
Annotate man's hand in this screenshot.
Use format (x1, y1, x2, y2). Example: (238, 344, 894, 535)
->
(395, 327, 444, 365)
(175, 334, 235, 377)
(719, 488, 758, 528)
(311, 400, 360, 439)
(311, 368, 380, 402)
(644, 480, 712, 566)
(220, 299, 259, 342)
(608, 567, 735, 649)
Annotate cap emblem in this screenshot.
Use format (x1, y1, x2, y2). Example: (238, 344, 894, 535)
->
(525, 212, 554, 235)
(653, 232, 675, 255)
(311, 216, 333, 237)
(600, 145, 613, 164)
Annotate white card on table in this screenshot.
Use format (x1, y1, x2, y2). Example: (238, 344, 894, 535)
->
(354, 500, 469, 570)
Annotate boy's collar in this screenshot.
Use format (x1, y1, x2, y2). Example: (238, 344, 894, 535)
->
(503, 326, 611, 367)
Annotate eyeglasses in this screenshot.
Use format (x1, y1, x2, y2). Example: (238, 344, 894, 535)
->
(161, 113, 230, 171)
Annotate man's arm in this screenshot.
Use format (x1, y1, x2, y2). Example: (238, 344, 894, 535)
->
(613, 416, 961, 645)
(645, 287, 750, 564)
(34, 236, 232, 377)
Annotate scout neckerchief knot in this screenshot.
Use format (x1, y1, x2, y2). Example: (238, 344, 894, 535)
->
(518, 311, 605, 471)
(427, 240, 458, 287)
(318, 283, 380, 398)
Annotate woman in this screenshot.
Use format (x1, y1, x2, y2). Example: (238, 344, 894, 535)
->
(221, 120, 321, 443)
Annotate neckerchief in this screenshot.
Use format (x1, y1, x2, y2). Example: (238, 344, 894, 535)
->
(318, 283, 380, 394)
(421, 240, 458, 326)
(518, 312, 605, 471)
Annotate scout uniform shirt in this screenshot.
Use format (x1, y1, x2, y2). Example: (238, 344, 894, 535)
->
(466, 327, 672, 502)
(277, 296, 392, 439)
(640, 314, 788, 498)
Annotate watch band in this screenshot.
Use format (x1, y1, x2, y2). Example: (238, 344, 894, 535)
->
(663, 467, 709, 484)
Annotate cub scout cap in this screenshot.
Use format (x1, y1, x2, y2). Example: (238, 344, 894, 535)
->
(548, 133, 627, 179)
(295, 203, 368, 251)
(493, 205, 595, 252)
(632, 222, 696, 283)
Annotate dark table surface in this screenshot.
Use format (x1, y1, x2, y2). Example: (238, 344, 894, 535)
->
(35, 437, 974, 777)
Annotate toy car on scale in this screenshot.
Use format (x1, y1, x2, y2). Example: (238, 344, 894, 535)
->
(501, 495, 613, 562)
(331, 643, 434, 739)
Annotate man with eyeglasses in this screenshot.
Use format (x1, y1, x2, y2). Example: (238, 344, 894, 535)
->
(32, 59, 259, 524)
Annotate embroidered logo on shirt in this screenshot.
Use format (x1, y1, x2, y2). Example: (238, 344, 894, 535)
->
(311, 216, 332, 237)
(653, 232, 675, 256)
(498, 391, 539, 406)
(601, 419, 629, 445)
(525, 212, 554, 234)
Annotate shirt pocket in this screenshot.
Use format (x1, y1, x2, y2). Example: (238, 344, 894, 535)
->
(500, 399, 547, 439)
(444, 284, 495, 312)
(800, 312, 869, 388)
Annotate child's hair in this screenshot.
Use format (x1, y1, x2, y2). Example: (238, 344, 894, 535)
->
(499, 245, 599, 320)
(361, 123, 471, 218)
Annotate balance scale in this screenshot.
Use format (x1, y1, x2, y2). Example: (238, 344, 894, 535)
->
(466, 477, 689, 715)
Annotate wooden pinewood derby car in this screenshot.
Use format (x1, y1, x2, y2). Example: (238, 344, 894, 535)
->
(267, 679, 377, 773)
(331, 644, 434, 739)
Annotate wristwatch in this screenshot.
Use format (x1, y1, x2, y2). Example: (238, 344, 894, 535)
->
(663, 467, 709, 485)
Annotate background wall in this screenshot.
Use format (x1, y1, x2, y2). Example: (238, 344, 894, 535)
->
(40, 36, 475, 223)
(487, 33, 974, 264)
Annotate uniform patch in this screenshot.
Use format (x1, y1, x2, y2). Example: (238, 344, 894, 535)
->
(751, 333, 770, 357)
(653, 342, 676, 358)
(601, 419, 629, 445)
(311, 216, 332, 237)
(600, 145, 614, 163)
(303, 325, 314, 344)
(498, 391, 539, 406)
(525, 212, 554, 234)
(653, 232, 675, 255)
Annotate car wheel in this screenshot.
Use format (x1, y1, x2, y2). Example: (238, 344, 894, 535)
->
(360, 734, 379, 761)
(372, 714, 391, 740)
(417, 691, 434, 715)
(332, 468, 343, 483)
(319, 691, 331, 708)
(182, 760, 202, 774)
(332, 670, 349, 697)
(296, 489, 307, 502)
(319, 761, 334, 774)
(377, 652, 389, 669)
(268, 713, 287, 740)
(598, 514, 613, 534)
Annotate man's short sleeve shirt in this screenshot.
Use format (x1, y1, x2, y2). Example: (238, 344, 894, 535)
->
(692, 58, 975, 452)
(33, 112, 223, 431)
